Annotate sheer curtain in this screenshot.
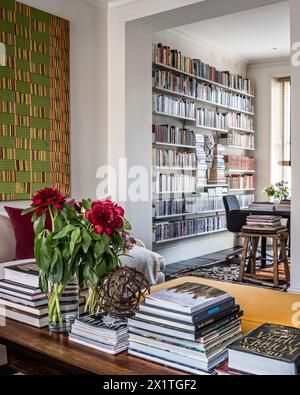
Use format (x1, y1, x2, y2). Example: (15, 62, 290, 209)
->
(278, 77, 291, 184)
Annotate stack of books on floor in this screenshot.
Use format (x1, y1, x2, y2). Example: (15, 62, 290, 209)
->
(69, 313, 129, 355)
(0, 344, 7, 367)
(243, 215, 285, 234)
(128, 282, 243, 375)
(217, 323, 300, 375)
(0, 261, 85, 328)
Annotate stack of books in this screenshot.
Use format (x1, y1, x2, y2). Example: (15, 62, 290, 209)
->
(69, 313, 129, 355)
(209, 145, 226, 184)
(0, 262, 85, 328)
(128, 282, 243, 375)
(195, 134, 208, 186)
(0, 344, 7, 367)
(249, 201, 275, 211)
(223, 324, 300, 375)
(242, 215, 285, 234)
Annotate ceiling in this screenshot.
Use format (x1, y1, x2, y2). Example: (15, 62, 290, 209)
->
(172, 2, 290, 62)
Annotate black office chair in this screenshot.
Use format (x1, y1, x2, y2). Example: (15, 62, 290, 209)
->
(223, 195, 248, 234)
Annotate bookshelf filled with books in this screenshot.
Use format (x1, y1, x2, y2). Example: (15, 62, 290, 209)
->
(152, 43, 256, 245)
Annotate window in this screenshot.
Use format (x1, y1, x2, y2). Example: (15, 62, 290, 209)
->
(277, 77, 291, 184)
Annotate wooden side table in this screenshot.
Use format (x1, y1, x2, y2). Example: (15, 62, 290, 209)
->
(239, 230, 290, 287)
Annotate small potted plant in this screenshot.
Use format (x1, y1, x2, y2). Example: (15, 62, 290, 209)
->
(263, 181, 290, 203)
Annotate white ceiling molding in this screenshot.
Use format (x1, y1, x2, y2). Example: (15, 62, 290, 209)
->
(168, 27, 248, 66)
(83, 0, 142, 8)
(83, 0, 108, 8)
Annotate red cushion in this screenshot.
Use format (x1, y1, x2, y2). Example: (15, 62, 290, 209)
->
(4, 207, 51, 260)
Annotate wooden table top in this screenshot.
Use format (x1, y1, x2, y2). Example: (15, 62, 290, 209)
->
(0, 276, 298, 375)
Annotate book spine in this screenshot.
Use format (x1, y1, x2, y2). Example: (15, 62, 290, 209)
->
(191, 298, 235, 324)
(195, 306, 241, 333)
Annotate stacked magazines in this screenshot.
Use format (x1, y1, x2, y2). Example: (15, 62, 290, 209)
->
(128, 282, 243, 375)
(69, 313, 129, 355)
(242, 215, 285, 234)
(0, 261, 85, 328)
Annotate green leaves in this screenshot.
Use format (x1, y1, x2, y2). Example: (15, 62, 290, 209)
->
(81, 228, 92, 254)
(21, 206, 36, 216)
(70, 228, 81, 255)
(33, 212, 46, 236)
(82, 199, 92, 211)
(54, 224, 76, 240)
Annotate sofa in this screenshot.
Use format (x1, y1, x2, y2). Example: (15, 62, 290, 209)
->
(0, 212, 165, 285)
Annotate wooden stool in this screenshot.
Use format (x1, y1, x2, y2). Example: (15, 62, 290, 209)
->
(239, 230, 290, 287)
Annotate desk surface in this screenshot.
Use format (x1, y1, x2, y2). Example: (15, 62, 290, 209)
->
(0, 276, 299, 375)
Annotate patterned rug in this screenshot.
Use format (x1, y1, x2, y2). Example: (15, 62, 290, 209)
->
(172, 262, 289, 291)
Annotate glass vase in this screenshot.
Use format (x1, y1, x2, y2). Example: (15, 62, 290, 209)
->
(48, 277, 80, 333)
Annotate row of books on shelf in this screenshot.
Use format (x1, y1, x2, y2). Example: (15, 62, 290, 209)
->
(226, 174, 255, 190)
(155, 173, 195, 194)
(154, 215, 227, 242)
(219, 132, 255, 149)
(153, 70, 254, 112)
(152, 149, 196, 168)
(153, 93, 195, 119)
(152, 125, 196, 147)
(208, 145, 226, 184)
(224, 155, 255, 171)
(152, 43, 254, 96)
(153, 94, 255, 130)
(153, 192, 255, 218)
(196, 108, 228, 130)
(153, 195, 225, 218)
(0, 261, 85, 329)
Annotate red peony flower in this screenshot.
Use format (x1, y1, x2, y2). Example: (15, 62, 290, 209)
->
(32, 188, 66, 216)
(85, 199, 125, 236)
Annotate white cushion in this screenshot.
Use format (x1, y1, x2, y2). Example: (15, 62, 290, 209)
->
(0, 214, 16, 264)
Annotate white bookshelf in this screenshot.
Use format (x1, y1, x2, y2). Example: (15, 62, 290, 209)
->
(153, 228, 228, 245)
(152, 44, 256, 245)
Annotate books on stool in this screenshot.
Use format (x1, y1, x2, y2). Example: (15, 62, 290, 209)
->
(128, 281, 243, 375)
(243, 215, 286, 234)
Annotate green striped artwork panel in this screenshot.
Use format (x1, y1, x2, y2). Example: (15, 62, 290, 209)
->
(16, 127, 30, 138)
(16, 14, 30, 28)
(15, 149, 30, 161)
(0, 0, 70, 200)
(0, 66, 15, 79)
(0, 113, 15, 125)
(1, 90, 15, 102)
(0, 20, 15, 34)
(0, 136, 15, 148)
(16, 35, 30, 49)
(16, 58, 30, 71)
(0, 0, 15, 11)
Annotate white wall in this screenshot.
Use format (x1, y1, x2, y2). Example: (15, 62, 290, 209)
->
(0, 0, 108, 213)
(247, 58, 291, 200)
(289, 0, 300, 293)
